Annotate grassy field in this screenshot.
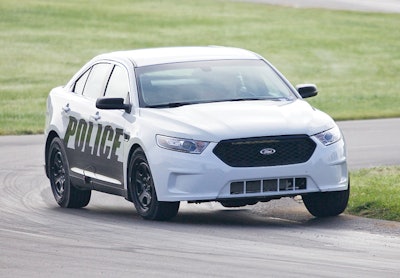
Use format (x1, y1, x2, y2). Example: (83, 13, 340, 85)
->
(0, 0, 400, 134)
(1, 0, 400, 221)
(348, 166, 400, 221)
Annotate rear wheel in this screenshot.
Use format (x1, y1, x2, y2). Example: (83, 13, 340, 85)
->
(302, 181, 350, 217)
(128, 148, 179, 220)
(47, 137, 91, 208)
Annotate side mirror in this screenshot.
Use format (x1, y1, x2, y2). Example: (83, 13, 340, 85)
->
(96, 98, 132, 113)
(296, 84, 318, 98)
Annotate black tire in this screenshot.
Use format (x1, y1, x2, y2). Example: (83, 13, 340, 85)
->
(302, 181, 350, 217)
(47, 137, 91, 208)
(128, 148, 179, 221)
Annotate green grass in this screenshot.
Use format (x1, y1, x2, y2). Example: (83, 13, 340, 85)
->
(348, 166, 400, 221)
(0, 0, 400, 134)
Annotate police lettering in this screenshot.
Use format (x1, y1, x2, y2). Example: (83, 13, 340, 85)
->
(64, 116, 123, 161)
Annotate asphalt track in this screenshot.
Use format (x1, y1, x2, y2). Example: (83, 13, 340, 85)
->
(1, 118, 400, 277)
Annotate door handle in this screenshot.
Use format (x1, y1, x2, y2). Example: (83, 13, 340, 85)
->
(91, 112, 101, 121)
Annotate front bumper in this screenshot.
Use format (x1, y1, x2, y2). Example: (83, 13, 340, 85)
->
(147, 138, 348, 202)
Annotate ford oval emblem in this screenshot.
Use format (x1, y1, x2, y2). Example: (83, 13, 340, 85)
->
(260, 148, 276, 155)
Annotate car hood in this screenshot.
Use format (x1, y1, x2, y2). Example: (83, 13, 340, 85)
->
(139, 99, 335, 142)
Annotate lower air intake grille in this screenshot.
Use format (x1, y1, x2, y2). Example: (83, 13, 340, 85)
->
(213, 135, 316, 167)
(230, 177, 307, 195)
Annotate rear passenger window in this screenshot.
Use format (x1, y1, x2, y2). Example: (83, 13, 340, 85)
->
(82, 63, 113, 99)
(105, 65, 130, 100)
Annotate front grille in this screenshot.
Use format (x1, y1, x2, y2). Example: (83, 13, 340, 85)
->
(213, 135, 316, 167)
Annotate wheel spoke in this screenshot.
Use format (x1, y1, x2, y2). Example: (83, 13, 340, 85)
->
(54, 152, 63, 169)
(136, 175, 143, 185)
(54, 175, 65, 194)
(138, 190, 152, 207)
(50, 149, 67, 197)
(134, 161, 154, 210)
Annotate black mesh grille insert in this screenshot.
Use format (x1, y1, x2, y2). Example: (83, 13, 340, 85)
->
(213, 135, 316, 167)
(230, 178, 307, 194)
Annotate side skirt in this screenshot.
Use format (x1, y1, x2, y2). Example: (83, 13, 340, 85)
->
(70, 172, 128, 198)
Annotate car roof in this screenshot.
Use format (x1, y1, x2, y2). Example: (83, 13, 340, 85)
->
(94, 46, 262, 67)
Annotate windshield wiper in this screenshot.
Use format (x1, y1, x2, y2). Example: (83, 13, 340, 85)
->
(146, 102, 196, 108)
(224, 97, 293, 102)
(228, 97, 265, 102)
(267, 97, 292, 101)
(146, 97, 292, 108)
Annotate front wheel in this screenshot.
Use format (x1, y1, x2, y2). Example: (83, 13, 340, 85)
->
(47, 137, 91, 208)
(128, 148, 179, 220)
(302, 181, 350, 217)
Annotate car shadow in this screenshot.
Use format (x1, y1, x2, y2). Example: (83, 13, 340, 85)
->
(47, 194, 400, 236)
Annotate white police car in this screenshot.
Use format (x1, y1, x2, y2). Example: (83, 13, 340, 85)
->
(45, 46, 349, 220)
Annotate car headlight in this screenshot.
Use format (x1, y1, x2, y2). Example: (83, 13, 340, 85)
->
(314, 126, 342, 146)
(156, 135, 210, 154)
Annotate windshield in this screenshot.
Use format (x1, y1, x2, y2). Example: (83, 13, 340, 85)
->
(136, 59, 296, 108)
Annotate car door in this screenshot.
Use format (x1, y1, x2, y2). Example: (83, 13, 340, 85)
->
(88, 63, 131, 189)
(63, 62, 113, 185)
